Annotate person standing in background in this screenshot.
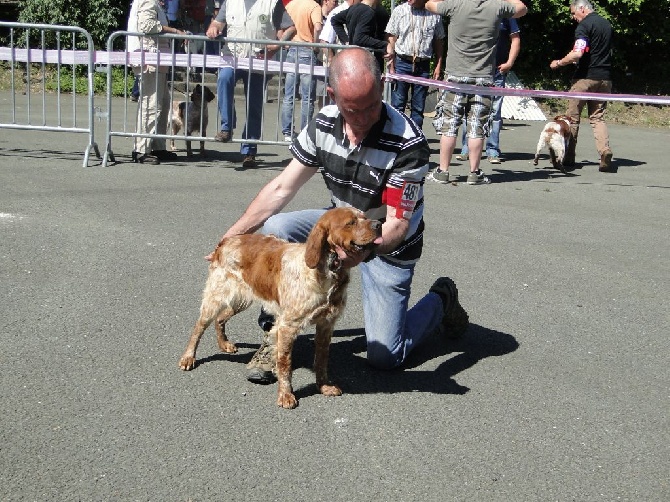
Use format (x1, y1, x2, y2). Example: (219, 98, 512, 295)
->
(319, 0, 359, 66)
(425, 0, 526, 185)
(281, 0, 324, 141)
(206, 0, 293, 167)
(457, 17, 520, 164)
(550, 0, 613, 172)
(331, 0, 392, 71)
(385, 0, 445, 129)
(128, 0, 187, 164)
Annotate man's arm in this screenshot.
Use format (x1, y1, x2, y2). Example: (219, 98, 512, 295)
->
(220, 159, 317, 239)
(331, 9, 349, 45)
(206, 19, 225, 38)
(550, 32, 587, 70)
(499, 32, 520, 73)
(507, 0, 527, 18)
(432, 35, 444, 80)
(336, 204, 407, 268)
(378, 207, 409, 255)
(350, 8, 388, 51)
(386, 34, 397, 73)
(550, 46, 582, 70)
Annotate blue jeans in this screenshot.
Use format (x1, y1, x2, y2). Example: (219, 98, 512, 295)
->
(460, 70, 506, 157)
(261, 209, 444, 370)
(217, 66, 264, 156)
(281, 47, 318, 137)
(391, 57, 431, 128)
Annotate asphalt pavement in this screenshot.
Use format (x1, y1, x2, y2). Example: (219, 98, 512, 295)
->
(1, 93, 668, 501)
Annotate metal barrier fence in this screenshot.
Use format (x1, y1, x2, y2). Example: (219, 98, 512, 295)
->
(0, 22, 100, 167)
(101, 31, 341, 167)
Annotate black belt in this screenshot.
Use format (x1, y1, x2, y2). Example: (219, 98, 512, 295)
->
(396, 54, 430, 64)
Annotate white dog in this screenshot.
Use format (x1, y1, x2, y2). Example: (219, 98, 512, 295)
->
(533, 115, 573, 172)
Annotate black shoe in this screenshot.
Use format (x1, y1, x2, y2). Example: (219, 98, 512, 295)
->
(151, 150, 178, 161)
(430, 277, 469, 339)
(242, 155, 256, 168)
(132, 151, 160, 164)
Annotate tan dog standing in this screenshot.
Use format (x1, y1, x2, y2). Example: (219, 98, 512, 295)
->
(178, 207, 382, 409)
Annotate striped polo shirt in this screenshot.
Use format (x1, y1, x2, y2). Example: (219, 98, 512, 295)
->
(290, 103, 430, 265)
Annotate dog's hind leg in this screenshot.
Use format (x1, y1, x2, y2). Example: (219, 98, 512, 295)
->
(178, 293, 231, 371)
(214, 307, 239, 354)
(533, 134, 545, 166)
(314, 319, 342, 398)
(549, 148, 558, 169)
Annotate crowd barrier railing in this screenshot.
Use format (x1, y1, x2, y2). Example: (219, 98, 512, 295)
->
(0, 22, 100, 167)
(100, 31, 343, 167)
(1, 23, 668, 168)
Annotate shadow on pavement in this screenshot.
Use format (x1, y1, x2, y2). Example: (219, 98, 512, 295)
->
(291, 324, 519, 400)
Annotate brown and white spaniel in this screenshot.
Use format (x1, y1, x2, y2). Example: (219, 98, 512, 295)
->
(533, 114, 573, 172)
(169, 84, 216, 157)
(178, 207, 382, 409)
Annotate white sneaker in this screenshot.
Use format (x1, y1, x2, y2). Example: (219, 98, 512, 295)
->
(467, 169, 491, 185)
(427, 169, 450, 184)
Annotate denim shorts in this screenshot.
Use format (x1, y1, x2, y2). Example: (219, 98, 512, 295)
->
(433, 76, 493, 139)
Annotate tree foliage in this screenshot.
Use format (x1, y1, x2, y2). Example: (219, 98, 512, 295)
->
(18, 0, 124, 49)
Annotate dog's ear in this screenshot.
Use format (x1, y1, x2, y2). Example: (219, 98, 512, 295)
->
(178, 101, 187, 113)
(304, 219, 329, 269)
(204, 86, 215, 102)
(191, 84, 203, 99)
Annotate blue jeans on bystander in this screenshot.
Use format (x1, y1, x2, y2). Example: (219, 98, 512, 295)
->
(391, 56, 431, 129)
(217, 66, 264, 156)
(281, 47, 319, 138)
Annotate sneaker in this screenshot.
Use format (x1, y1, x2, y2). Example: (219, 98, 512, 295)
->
(246, 332, 277, 384)
(487, 156, 502, 164)
(455, 153, 469, 161)
(284, 135, 293, 142)
(599, 149, 613, 172)
(427, 169, 450, 184)
(467, 169, 491, 185)
(130, 94, 139, 102)
(430, 277, 469, 339)
(242, 155, 256, 168)
(215, 130, 231, 143)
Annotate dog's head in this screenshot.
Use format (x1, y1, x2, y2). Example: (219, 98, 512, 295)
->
(190, 84, 216, 104)
(304, 207, 382, 269)
(553, 114, 573, 125)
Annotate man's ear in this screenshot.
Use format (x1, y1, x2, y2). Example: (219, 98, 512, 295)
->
(326, 86, 335, 102)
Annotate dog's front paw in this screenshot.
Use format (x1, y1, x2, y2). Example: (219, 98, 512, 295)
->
(178, 355, 197, 371)
(217, 340, 238, 353)
(277, 392, 298, 409)
(319, 384, 342, 397)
